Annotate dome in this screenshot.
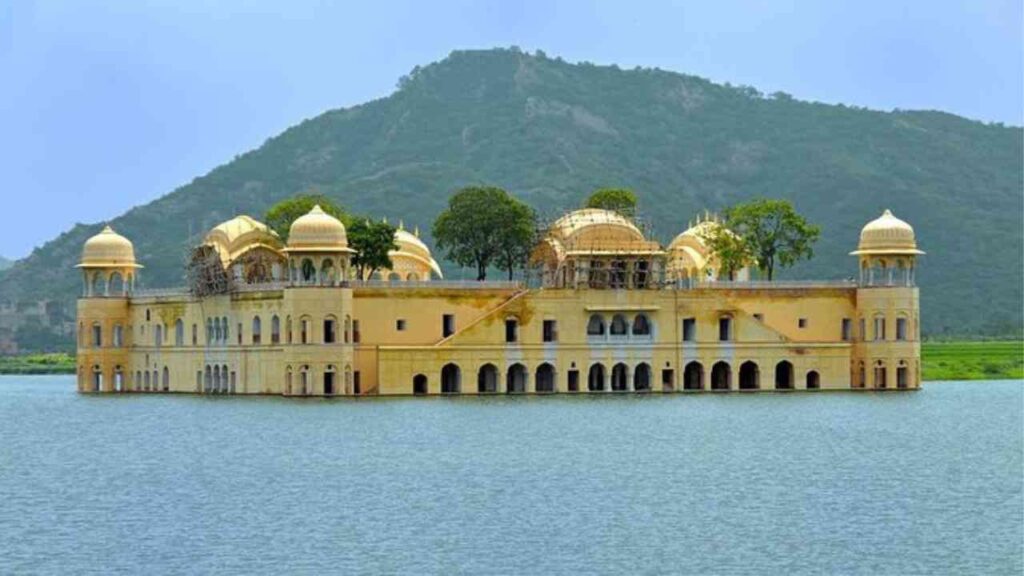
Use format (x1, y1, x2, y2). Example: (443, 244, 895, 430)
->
(204, 215, 283, 266)
(77, 226, 141, 268)
(284, 205, 354, 253)
(550, 208, 645, 245)
(851, 209, 924, 255)
(390, 227, 443, 278)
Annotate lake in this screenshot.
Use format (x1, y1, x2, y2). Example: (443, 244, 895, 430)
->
(0, 376, 1020, 575)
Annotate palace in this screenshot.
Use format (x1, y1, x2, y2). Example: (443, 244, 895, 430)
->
(75, 205, 923, 396)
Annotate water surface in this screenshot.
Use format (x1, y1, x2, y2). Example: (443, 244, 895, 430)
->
(0, 377, 1020, 575)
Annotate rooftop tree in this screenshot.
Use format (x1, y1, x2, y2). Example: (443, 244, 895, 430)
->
(584, 188, 638, 218)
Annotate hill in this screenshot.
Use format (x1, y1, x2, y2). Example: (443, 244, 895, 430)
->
(1, 48, 1021, 350)
(0, 257, 11, 272)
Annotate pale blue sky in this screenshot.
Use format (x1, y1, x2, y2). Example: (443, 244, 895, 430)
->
(1, 0, 1020, 259)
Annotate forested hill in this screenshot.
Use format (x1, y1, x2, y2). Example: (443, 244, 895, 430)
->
(1, 48, 1021, 347)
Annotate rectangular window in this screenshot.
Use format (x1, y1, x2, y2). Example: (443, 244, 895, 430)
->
(842, 318, 852, 341)
(896, 318, 907, 341)
(237, 323, 242, 345)
(505, 319, 518, 343)
(683, 318, 696, 342)
(718, 317, 732, 342)
(353, 371, 361, 394)
(192, 324, 198, 346)
(352, 320, 361, 344)
(542, 320, 557, 343)
(661, 369, 675, 392)
(301, 319, 309, 344)
(396, 319, 407, 331)
(567, 369, 579, 392)
(442, 314, 455, 338)
(798, 318, 807, 329)
(874, 317, 886, 341)
(92, 324, 102, 348)
(324, 319, 336, 344)
(859, 318, 866, 341)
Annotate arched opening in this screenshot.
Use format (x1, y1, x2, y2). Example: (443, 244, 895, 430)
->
(301, 258, 316, 283)
(344, 365, 352, 394)
(92, 365, 103, 392)
(162, 366, 169, 392)
(343, 315, 351, 343)
(611, 363, 629, 391)
(204, 365, 212, 393)
(806, 370, 820, 390)
(320, 259, 335, 286)
(324, 365, 336, 395)
(300, 365, 310, 395)
(588, 363, 606, 392)
(477, 364, 498, 394)
(300, 317, 310, 344)
(632, 314, 651, 337)
(535, 363, 555, 393)
(413, 374, 428, 395)
(874, 361, 887, 389)
(897, 361, 909, 389)
(586, 314, 606, 336)
(407, 272, 419, 281)
(271, 315, 281, 344)
(683, 361, 704, 390)
(388, 272, 401, 282)
(633, 363, 651, 392)
(285, 366, 292, 395)
(154, 323, 163, 347)
(91, 272, 106, 297)
(711, 361, 731, 390)
(775, 361, 794, 390)
(108, 272, 124, 295)
(144, 369, 152, 391)
(114, 366, 124, 392)
(441, 363, 461, 394)
(739, 361, 759, 390)
(609, 314, 628, 336)
(506, 363, 527, 394)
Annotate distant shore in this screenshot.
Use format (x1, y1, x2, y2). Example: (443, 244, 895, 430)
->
(2, 342, 1021, 381)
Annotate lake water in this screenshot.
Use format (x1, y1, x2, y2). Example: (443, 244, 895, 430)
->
(0, 376, 1020, 575)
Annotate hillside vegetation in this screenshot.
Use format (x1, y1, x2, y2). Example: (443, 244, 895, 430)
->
(1, 48, 1021, 350)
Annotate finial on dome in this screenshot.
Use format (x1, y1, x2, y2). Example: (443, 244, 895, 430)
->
(882, 209, 894, 217)
(101, 225, 114, 233)
(398, 219, 404, 231)
(309, 204, 324, 214)
(414, 225, 420, 237)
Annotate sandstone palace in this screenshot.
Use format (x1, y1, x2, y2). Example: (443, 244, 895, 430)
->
(75, 204, 923, 396)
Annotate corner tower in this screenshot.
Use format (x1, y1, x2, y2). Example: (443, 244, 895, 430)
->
(75, 226, 140, 392)
(850, 210, 924, 390)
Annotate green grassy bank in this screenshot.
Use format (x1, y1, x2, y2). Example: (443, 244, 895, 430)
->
(0, 342, 1021, 381)
(921, 341, 1023, 381)
(0, 353, 76, 374)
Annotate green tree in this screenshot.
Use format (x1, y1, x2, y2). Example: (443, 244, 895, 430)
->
(704, 199, 820, 280)
(494, 199, 537, 280)
(584, 188, 638, 218)
(698, 222, 754, 281)
(433, 186, 534, 281)
(264, 194, 346, 242)
(349, 218, 397, 279)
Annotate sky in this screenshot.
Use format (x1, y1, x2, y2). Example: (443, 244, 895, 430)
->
(1, 0, 1020, 259)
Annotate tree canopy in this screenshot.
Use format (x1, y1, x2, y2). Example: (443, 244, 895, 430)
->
(584, 188, 638, 218)
(432, 186, 536, 280)
(349, 219, 397, 279)
(702, 199, 820, 280)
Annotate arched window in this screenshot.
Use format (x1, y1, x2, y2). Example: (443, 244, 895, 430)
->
(271, 315, 281, 344)
(633, 363, 651, 392)
(506, 363, 527, 394)
(91, 273, 106, 297)
(109, 272, 124, 295)
(285, 366, 292, 395)
(407, 272, 420, 281)
(175, 319, 184, 346)
(413, 373, 428, 395)
(92, 365, 103, 392)
(344, 365, 352, 394)
(775, 361, 794, 390)
(535, 363, 555, 393)
(324, 364, 336, 395)
(609, 314, 628, 336)
(897, 360, 909, 389)
(441, 363, 461, 394)
(611, 363, 628, 391)
(711, 361, 731, 390)
(344, 315, 351, 343)
(632, 314, 651, 336)
(586, 314, 606, 336)
(739, 361, 759, 390)
(144, 369, 151, 391)
(192, 323, 198, 346)
(320, 259, 335, 285)
(300, 365, 310, 395)
(806, 370, 820, 390)
(252, 316, 262, 345)
(222, 317, 229, 343)
(300, 317, 310, 344)
(684, 361, 704, 390)
(162, 366, 170, 392)
(477, 364, 498, 393)
(388, 272, 401, 282)
(206, 318, 213, 343)
(588, 364, 606, 392)
(286, 316, 293, 344)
